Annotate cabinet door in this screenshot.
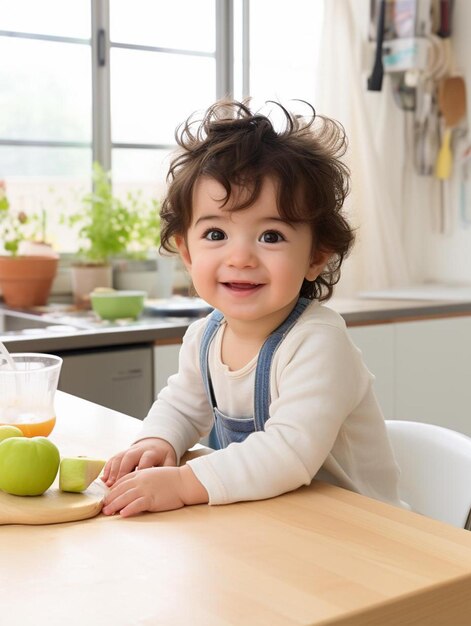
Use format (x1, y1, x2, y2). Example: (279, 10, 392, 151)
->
(395, 316, 471, 436)
(58, 346, 153, 420)
(153, 342, 181, 398)
(348, 324, 395, 419)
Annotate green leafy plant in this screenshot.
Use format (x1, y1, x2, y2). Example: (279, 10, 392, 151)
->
(0, 180, 45, 255)
(68, 163, 161, 265)
(124, 189, 161, 260)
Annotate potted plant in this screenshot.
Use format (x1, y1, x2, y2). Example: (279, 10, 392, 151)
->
(114, 191, 178, 299)
(68, 163, 162, 306)
(0, 181, 58, 308)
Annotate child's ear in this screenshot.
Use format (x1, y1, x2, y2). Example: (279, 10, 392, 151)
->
(175, 235, 192, 271)
(305, 250, 331, 282)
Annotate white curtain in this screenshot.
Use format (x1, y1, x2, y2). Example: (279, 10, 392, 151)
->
(314, 0, 424, 296)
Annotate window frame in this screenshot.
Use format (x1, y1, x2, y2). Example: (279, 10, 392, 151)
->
(0, 0, 238, 173)
(93, 0, 236, 170)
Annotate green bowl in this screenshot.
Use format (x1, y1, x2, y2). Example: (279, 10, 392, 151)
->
(90, 290, 146, 320)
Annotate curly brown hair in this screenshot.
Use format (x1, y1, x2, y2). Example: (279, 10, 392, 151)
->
(160, 99, 354, 301)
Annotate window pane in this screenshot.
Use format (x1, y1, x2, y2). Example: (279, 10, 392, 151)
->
(112, 148, 171, 189)
(110, 0, 215, 52)
(249, 0, 323, 105)
(0, 146, 91, 177)
(0, 39, 91, 142)
(0, 0, 90, 38)
(3, 174, 91, 253)
(111, 49, 215, 144)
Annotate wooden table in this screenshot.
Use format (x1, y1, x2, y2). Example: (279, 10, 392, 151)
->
(2, 391, 471, 626)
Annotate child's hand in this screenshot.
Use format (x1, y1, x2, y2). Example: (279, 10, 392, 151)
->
(101, 438, 177, 487)
(102, 465, 208, 517)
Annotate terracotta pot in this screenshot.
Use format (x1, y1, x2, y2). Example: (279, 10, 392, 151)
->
(0, 256, 58, 308)
(70, 264, 113, 309)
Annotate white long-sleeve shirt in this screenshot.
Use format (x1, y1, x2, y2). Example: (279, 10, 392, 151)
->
(137, 301, 403, 507)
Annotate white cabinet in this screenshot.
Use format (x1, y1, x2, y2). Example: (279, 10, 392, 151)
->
(153, 341, 181, 398)
(348, 324, 395, 419)
(58, 345, 153, 419)
(395, 317, 471, 436)
(349, 316, 471, 437)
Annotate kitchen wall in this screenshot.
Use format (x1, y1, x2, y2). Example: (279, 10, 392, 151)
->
(424, 0, 471, 284)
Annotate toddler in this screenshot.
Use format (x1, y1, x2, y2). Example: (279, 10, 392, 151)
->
(102, 100, 402, 517)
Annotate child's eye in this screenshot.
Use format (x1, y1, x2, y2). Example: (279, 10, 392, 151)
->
(260, 230, 285, 244)
(203, 228, 226, 241)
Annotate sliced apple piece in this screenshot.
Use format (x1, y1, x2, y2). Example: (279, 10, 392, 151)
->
(0, 425, 24, 441)
(59, 456, 106, 493)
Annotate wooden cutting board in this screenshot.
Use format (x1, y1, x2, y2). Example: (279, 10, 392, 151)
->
(0, 480, 107, 525)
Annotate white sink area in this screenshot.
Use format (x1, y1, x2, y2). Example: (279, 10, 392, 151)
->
(0, 309, 81, 337)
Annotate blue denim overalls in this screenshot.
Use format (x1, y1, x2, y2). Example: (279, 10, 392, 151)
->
(200, 298, 311, 449)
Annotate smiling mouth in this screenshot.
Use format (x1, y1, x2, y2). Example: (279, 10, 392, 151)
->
(222, 282, 262, 291)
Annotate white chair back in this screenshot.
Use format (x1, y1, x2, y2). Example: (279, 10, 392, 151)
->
(386, 420, 471, 530)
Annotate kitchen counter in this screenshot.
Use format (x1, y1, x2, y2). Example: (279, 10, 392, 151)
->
(0, 299, 201, 352)
(330, 296, 471, 325)
(2, 294, 471, 352)
(3, 391, 471, 626)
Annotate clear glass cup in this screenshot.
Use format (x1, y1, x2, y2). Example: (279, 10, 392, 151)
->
(0, 353, 62, 437)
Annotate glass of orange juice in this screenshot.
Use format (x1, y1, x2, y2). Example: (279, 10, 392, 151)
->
(0, 353, 62, 437)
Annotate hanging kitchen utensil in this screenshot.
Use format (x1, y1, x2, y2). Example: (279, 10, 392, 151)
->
(414, 78, 440, 175)
(391, 72, 417, 111)
(437, 0, 454, 38)
(367, 0, 386, 91)
(435, 75, 467, 180)
(413, 31, 450, 177)
(458, 143, 471, 228)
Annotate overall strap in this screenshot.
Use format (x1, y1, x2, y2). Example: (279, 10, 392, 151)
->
(253, 297, 311, 431)
(199, 309, 225, 409)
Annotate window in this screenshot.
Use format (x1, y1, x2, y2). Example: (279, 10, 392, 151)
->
(0, 0, 323, 253)
(247, 0, 324, 105)
(0, 0, 92, 251)
(108, 0, 216, 186)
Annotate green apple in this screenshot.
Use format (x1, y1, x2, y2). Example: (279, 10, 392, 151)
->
(59, 456, 106, 493)
(0, 436, 60, 496)
(0, 425, 24, 441)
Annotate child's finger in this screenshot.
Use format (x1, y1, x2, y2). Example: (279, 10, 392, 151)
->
(102, 479, 134, 513)
(103, 479, 149, 517)
(137, 449, 161, 470)
(102, 455, 121, 482)
(107, 450, 144, 485)
(117, 497, 148, 518)
(101, 460, 111, 482)
(102, 455, 124, 485)
(104, 456, 130, 486)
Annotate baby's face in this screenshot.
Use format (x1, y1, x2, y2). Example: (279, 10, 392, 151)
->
(175, 176, 327, 334)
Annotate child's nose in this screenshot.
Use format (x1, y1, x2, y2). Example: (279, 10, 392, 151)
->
(226, 239, 257, 268)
